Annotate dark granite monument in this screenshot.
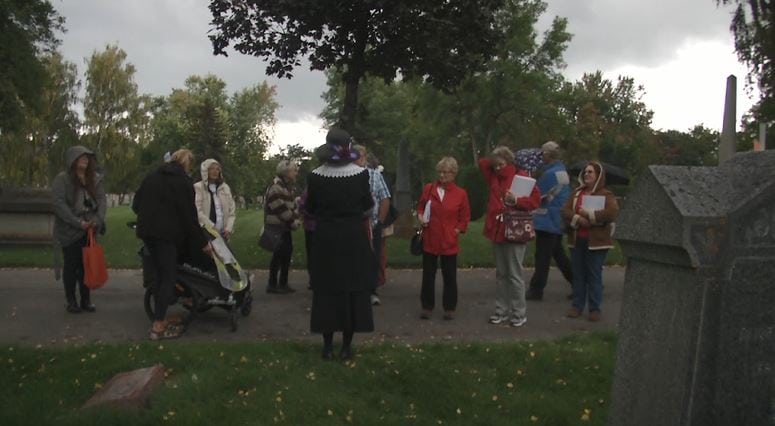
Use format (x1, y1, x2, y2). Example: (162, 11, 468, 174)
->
(608, 150, 775, 425)
(392, 137, 416, 238)
(0, 186, 54, 245)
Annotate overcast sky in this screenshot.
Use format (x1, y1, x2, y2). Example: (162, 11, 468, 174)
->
(52, 0, 757, 151)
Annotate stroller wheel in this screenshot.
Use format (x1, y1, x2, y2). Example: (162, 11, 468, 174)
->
(240, 293, 253, 317)
(143, 288, 156, 322)
(230, 306, 238, 332)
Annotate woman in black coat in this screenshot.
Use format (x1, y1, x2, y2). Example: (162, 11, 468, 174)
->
(306, 128, 375, 360)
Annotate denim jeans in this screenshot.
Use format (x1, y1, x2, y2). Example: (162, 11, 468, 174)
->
(570, 238, 608, 313)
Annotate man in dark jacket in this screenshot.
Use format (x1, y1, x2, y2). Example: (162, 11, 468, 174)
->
(132, 149, 210, 340)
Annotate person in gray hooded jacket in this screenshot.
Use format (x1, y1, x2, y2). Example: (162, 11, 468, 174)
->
(51, 146, 107, 313)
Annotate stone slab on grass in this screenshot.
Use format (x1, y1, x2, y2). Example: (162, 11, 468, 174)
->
(83, 364, 164, 410)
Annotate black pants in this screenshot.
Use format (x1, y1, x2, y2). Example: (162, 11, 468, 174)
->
(421, 253, 457, 311)
(529, 230, 573, 294)
(269, 231, 293, 288)
(62, 235, 90, 304)
(144, 239, 178, 322)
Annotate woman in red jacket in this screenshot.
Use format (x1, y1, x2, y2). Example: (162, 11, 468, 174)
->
(479, 146, 541, 327)
(416, 157, 471, 320)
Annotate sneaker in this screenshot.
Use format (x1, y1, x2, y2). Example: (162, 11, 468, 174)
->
(510, 316, 527, 327)
(588, 311, 601, 322)
(370, 294, 381, 306)
(566, 307, 582, 318)
(443, 311, 455, 320)
(420, 310, 432, 320)
(488, 314, 508, 325)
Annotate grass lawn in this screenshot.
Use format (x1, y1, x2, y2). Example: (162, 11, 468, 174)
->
(0, 333, 616, 425)
(0, 206, 625, 269)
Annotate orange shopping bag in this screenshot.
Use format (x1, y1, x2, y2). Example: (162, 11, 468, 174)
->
(83, 228, 108, 289)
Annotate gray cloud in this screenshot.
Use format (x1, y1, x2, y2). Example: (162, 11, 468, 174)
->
(53, 0, 738, 121)
(542, 0, 737, 77)
(53, 0, 326, 121)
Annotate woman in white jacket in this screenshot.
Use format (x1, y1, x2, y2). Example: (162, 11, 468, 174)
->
(194, 159, 236, 239)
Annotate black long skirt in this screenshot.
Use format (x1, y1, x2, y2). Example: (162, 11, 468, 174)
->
(310, 291, 373, 333)
(309, 217, 375, 333)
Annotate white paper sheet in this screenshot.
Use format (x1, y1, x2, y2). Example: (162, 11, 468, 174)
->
(581, 195, 605, 211)
(509, 175, 536, 197)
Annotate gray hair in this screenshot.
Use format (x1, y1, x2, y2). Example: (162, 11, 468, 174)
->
(490, 146, 514, 164)
(436, 156, 459, 173)
(276, 159, 298, 176)
(541, 141, 561, 161)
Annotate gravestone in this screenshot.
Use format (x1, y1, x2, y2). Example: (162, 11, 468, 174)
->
(82, 364, 165, 410)
(0, 186, 54, 245)
(608, 150, 775, 426)
(392, 137, 415, 238)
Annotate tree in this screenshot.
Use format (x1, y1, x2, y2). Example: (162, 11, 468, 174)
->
(83, 44, 148, 195)
(0, 0, 64, 134)
(716, 1, 775, 120)
(228, 82, 278, 197)
(0, 52, 80, 187)
(188, 97, 228, 164)
(654, 125, 719, 166)
(208, 0, 506, 133)
(558, 72, 656, 175)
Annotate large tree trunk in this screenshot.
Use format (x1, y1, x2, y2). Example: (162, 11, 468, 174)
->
(339, 75, 360, 134)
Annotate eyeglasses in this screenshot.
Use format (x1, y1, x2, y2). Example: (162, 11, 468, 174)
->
(584, 170, 595, 175)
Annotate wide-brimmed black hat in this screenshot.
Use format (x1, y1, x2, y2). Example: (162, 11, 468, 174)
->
(316, 128, 360, 164)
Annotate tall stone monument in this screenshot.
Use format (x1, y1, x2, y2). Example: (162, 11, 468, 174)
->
(719, 74, 737, 163)
(608, 150, 775, 426)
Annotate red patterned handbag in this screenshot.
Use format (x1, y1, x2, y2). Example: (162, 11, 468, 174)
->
(502, 211, 535, 243)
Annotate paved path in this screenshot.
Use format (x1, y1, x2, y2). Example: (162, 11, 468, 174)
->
(0, 267, 624, 346)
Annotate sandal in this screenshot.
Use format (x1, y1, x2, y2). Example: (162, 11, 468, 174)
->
(149, 323, 184, 341)
(166, 315, 185, 325)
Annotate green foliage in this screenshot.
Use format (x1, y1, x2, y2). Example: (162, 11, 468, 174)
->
(0, 333, 617, 425)
(716, 1, 775, 121)
(141, 74, 278, 199)
(82, 44, 149, 194)
(209, 0, 506, 131)
(0, 0, 64, 133)
(458, 165, 488, 222)
(0, 52, 81, 187)
(653, 125, 719, 166)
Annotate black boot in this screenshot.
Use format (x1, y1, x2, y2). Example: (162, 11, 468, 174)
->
(66, 299, 81, 313)
(339, 346, 354, 361)
(278, 284, 296, 293)
(81, 299, 96, 313)
(525, 289, 543, 301)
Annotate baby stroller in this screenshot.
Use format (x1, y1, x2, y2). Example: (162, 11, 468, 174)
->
(133, 223, 253, 331)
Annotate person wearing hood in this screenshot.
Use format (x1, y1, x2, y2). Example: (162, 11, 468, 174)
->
(561, 161, 619, 322)
(132, 149, 211, 340)
(194, 159, 236, 240)
(51, 146, 107, 313)
(479, 146, 541, 328)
